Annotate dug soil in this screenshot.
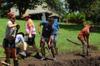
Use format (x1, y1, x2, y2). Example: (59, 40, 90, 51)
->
(0, 46, 100, 66)
(19, 51, 100, 66)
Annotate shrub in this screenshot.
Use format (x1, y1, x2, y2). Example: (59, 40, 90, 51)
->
(64, 12, 86, 24)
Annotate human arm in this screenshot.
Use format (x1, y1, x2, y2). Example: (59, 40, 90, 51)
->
(20, 36, 27, 51)
(38, 22, 46, 34)
(8, 21, 17, 28)
(15, 34, 27, 51)
(48, 26, 54, 48)
(28, 19, 34, 37)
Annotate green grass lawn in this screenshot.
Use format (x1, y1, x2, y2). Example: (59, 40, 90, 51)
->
(0, 18, 100, 57)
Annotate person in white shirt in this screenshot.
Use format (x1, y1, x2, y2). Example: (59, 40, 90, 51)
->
(3, 12, 19, 66)
(15, 32, 27, 57)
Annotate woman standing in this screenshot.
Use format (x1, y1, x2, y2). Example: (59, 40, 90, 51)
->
(3, 12, 19, 66)
(24, 15, 40, 56)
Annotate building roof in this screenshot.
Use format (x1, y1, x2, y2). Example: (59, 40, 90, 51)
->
(25, 5, 52, 14)
(11, 3, 60, 17)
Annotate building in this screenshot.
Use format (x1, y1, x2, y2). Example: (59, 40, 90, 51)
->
(11, 3, 60, 20)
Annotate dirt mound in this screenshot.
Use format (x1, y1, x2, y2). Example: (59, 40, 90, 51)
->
(0, 46, 100, 66)
(19, 52, 100, 66)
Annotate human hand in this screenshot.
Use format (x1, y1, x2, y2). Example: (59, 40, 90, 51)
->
(48, 42, 52, 49)
(29, 34, 32, 38)
(16, 24, 20, 29)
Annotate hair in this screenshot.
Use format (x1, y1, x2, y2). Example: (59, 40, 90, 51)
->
(7, 12, 15, 19)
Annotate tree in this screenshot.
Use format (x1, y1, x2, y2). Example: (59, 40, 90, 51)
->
(0, 0, 43, 17)
(64, 0, 99, 24)
(65, 0, 95, 12)
(0, 0, 2, 7)
(14, 0, 43, 17)
(0, 0, 65, 17)
(0, 0, 14, 17)
(90, 0, 100, 24)
(45, 0, 66, 16)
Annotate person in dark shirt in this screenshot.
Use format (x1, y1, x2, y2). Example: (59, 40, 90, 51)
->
(51, 18, 59, 55)
(38, 17, 56, 60)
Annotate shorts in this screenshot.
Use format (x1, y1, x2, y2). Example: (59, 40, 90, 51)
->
(3, 36, 16, 48)
(40, 36, 50, 47)
(4, 48, 17, 59)
(26, 34, 35, 45)
(51, 34, 57, 41)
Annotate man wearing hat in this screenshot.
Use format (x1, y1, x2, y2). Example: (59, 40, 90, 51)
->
(38, 16, 57, 60)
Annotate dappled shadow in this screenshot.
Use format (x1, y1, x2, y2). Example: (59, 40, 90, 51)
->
(59, 24, 83, 31)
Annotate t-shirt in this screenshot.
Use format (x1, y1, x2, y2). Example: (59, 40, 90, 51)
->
(15, 34, 25, 44)
(41, 22, 53, 38)
(52, 19, 59, 35)
(26, 19, 36, 35)
(5, 20, 16, 38)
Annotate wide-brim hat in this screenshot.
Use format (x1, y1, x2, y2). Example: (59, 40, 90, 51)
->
(22, 13, 30, 18)
(49, 13, 60, 18)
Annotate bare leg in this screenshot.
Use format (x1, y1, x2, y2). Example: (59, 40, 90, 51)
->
(86, 34, 90, 55)
(83, 40, 88, 56)
(78, 36, 86, 55)
(51, 35, 58, 55)
(50, 47, 55, 59)
(23, 42, 27, 51)
(5, 48, 11, 65)
(86, 34, 89, 48)
(40, 42, 46, 59)
(53, 39, 58, 55)
(11, 48, 19, 66)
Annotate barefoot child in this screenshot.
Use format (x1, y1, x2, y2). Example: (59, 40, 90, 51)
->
(78, 23, 92, 56)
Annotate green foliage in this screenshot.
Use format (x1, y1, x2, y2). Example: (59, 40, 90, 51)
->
(64, 12, 86, 24)
(90, 0, 100, 24)
(45, 0, 66, 15)
(84, 20, 93, 25)
(65, 0, 100, 25)
(0, 0, 14, 17)
(0, 0, 65, 17)
(65, 0, 95, 12)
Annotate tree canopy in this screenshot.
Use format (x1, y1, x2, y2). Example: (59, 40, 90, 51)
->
(65, 0, 100, 24)
(0, 0, 65, 17)
(65, 0, 95, 12)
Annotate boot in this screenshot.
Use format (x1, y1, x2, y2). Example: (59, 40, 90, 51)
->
(55, 48, 58, 55)
(5, 59, 10, 66)
(14, 60, 19, 66)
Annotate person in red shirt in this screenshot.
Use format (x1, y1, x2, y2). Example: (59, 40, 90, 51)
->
(78, 23, 92, 56)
